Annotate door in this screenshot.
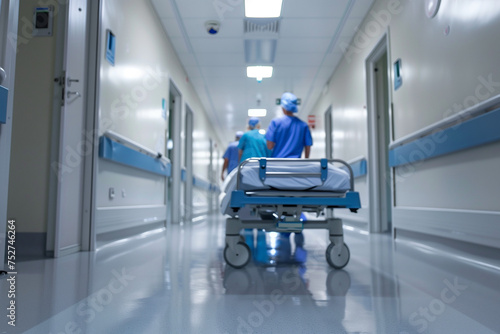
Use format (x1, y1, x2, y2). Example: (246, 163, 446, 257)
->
(168, 82, 182, 224)
(0, 0, 19, 269)
(324, 106, 333, 159)
(184, 107, 193, 222)
(366, 34, 392, 233)
(53, 0, 89, 257)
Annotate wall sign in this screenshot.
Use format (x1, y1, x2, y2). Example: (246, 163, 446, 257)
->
(394, 59, 403, 91)
(106, 30, 116, 66)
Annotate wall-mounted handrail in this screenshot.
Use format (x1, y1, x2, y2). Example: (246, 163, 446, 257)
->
(389, 94, 500, 150)
(104, 130, 170, 165)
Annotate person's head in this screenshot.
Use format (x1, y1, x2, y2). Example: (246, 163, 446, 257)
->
(248, 117, 260, 130)
(235, 131, 243, 140)
(280, 92, 298, 114)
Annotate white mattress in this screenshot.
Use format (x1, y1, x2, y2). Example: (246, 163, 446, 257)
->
(220, 160, 351, 216)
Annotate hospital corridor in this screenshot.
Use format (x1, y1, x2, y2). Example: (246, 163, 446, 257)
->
(1, 0, 500, 333)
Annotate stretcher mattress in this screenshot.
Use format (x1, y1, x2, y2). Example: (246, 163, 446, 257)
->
(220, 160, 351, 216)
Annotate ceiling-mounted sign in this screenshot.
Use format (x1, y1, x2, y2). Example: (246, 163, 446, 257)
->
(276, 98, 301, 105)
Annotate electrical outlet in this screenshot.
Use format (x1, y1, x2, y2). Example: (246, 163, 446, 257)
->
(109, 187, 115, 199)
(122, 189, 126, 198)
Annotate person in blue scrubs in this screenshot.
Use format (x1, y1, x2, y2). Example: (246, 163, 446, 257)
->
(266, 92, 313, 263)
(238, 117, 271, 263)
(266, 92, 313, 158)
(238, 117, 269, 163)
(221, 131, 243, 181)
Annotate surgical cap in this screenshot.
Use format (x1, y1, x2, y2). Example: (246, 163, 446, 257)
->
(248, 117, 260, 127)
(280, 92, 298, 113)
(235, 131, 244, 139)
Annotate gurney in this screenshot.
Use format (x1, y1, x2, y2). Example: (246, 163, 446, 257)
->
(220, 158, 361, 269)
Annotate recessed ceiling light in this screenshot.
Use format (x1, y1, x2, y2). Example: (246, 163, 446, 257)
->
(248, 109, 267, 117)
(247, 66, 273, 82)
(245, 0, 283, 18)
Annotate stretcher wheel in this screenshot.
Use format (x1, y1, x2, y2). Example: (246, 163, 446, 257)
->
(326, 243, 350, 269)
(224, 242, 251, 269)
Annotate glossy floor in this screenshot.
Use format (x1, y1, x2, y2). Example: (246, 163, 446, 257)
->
(1, 215, 500, 334)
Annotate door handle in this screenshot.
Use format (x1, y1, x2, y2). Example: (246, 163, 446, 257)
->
(67, 91, 81, 99)
(67, 77, 79, 87)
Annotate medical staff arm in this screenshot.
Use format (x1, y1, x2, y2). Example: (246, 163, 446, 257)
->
(267, 141, 275, 150)
(304, 146, 311, 158)
(239, 149, 243, 163)
(221, 158, 229, 181)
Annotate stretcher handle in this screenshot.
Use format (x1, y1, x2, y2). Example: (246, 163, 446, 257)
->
(236, 158, 355, 191)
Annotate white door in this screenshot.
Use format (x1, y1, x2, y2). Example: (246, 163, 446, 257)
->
(53, 0, 89, 257)
(0, 0, 19, 270)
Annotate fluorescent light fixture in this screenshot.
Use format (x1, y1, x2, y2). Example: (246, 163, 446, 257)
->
(247, 66, 273, 82)
(245, 0, 283, 18)
(248, 109, 267, 117)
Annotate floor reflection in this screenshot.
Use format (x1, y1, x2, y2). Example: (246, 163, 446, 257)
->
(2, 214, 500, 334)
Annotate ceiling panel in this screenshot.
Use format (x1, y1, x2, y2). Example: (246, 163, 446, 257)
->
(176, 0, 244, 19)
(190, 38, 245, 54)
(279, 18, 343, 37)
(195, 52, 246, 67)
(151, 0, 375, 143)
(276, 37, 332, 54)
(273, 52, 325, 66)
(282, 0, 350, 18)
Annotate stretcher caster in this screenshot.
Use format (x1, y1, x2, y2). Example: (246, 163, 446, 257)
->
(224, 242, 251, 268)
(326, 243, 350, 269)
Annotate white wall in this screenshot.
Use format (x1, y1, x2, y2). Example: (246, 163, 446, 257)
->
(7, 0, 60, 233)
(96, 0, 222, 232)
(309, 0, 500, 246)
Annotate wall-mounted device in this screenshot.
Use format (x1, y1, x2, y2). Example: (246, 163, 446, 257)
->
(394, 58, 403, 91)
(106, 30, 116, 66)
(33, 6, 54, 37)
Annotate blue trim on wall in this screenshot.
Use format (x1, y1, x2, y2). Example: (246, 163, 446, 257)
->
(99, 136, 171, 177)
(341, 159, 367, 179)
(389, 108, 500, 168)
(0, 85, 8, 124)
(193, 177, 211, 191)
(192, 176, 220, 192)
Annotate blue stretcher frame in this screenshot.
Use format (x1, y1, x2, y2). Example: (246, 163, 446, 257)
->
(229, 158, 361, 213)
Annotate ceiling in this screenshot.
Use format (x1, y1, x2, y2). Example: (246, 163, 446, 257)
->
(150, 0, 374, 143)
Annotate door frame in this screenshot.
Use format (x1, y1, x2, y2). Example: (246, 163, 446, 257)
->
(169, 80, 182, 224)
(184, 105, 193, 222)
(0, 0, 19, 268)
(324, 105, 333, 160)
(365, 32, 393, 233)
(47, 0, 99, 255)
